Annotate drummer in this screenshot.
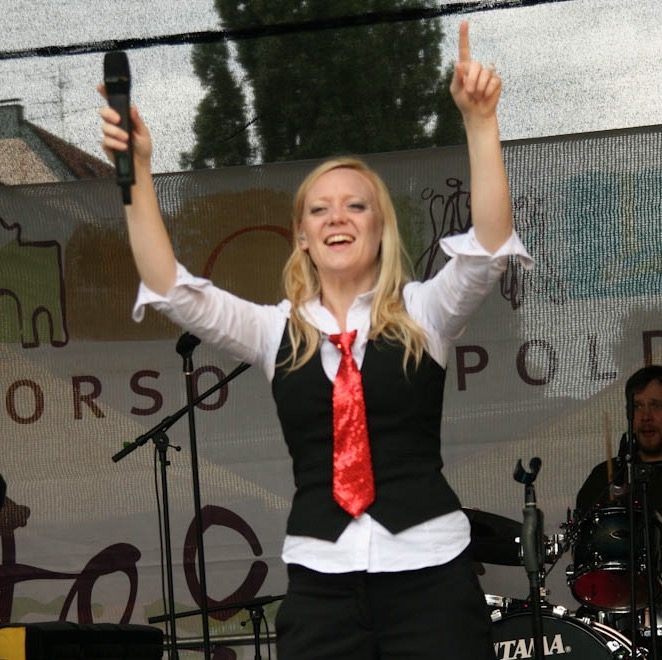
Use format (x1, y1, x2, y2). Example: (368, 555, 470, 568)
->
(576, 365, 662, 514)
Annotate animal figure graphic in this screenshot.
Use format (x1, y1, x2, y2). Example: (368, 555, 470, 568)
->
(0, 215, 68, 348)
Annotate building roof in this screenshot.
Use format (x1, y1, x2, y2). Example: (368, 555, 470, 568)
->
(0, 138, 59, 185)
(0, 103, 114, 185)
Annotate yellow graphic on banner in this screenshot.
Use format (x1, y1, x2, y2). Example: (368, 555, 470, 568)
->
(0, 626, 26, 660)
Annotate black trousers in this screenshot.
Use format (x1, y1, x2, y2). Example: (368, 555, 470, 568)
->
(275, 550, 496, 660)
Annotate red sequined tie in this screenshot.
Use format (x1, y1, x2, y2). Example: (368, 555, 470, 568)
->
(328, 330, 375, 517)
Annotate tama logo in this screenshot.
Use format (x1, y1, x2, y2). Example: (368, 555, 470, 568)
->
(494, 633, 569, 659)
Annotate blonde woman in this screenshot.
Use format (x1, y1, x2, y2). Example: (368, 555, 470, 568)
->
(100, 21, 531, 660)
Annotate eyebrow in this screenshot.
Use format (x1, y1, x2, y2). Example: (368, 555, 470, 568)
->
(308, 195, 369, 202)
(633, 399, 662, 408)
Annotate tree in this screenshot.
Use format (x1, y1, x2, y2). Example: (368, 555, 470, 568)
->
(181, 2, 463, 168)
(180, 39, 252, 168)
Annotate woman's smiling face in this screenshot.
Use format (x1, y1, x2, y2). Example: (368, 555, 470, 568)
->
(298, 167, 383, 292)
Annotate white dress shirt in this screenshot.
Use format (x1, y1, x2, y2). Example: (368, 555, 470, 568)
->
(134, 228, 533, 573)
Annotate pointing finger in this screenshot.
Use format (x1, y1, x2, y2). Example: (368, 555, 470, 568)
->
(458, 20, 471, 63)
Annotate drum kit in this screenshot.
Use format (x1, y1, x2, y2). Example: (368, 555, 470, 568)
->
(465, 502, 659, 659)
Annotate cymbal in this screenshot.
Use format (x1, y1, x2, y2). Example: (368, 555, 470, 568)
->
(463, 507, 523, 566)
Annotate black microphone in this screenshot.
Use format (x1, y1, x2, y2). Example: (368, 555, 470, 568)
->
(176, 332, 201, 374)
(103, 51, 134, 205)
(617, 431, 630, 459)
(611, 432, 636, 495)
(176, 332, 201, 358)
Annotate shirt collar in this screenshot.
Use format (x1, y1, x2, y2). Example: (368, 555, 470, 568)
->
(299, 288, 375, 335)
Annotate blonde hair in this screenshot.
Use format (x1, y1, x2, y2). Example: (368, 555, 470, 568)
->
(282, 157, 426, 370)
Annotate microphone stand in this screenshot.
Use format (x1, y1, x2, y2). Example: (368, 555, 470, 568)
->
(112, 355, 251, 659)
(514, 457, 545, 660)
(154, 431, 181, 660)
(114, 425, 181, 660)
(625, 388, 658, 660)
(175, 333, 211, 660)
(111, 360, 251, 462)
(247, 604, 266, 660)
(625, 388, 639, 650)
(148, 594, 285, 659)
(207, 594, 283, 660)
(627, 427, 638, 646)
(637, 461, 659, 659)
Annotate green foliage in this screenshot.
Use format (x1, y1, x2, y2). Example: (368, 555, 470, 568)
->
(180, 41, 252, 168)
(182, 2, 464, 168)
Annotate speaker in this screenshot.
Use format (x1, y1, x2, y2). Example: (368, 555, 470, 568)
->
(0, 621, 163, 659)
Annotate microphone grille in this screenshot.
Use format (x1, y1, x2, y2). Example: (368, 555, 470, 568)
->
(103, 50, 130, 85)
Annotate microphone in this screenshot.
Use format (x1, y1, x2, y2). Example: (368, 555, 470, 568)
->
(103, 51, 134, 205)
(176, 332, 201, 374)
(611, 432, 635, 496)
(617, 431, 630, 459)
(176, 332, 201, 358)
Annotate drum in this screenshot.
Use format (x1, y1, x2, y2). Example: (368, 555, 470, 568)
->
(567, 506, 653, 611)
(492, 612, 635, 659)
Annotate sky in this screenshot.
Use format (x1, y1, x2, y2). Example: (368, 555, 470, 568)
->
(1, 0, 219, 172)
(2, 0, 662, 172)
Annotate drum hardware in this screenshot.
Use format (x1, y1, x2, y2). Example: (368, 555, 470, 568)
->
(490, 609, 506, 624)
(463, 510, 565, 568)
(463, 507, 523, 566)
(544, 532, 567, 565)
(485, 593, 568, 623)
(515, 532, 566, 565)
(486, 594, 522, 622)
(575, 605, 636, 635)
(491, 611, 645, 660)
(550, 603, 569, 619)
(637, 607, 662, 639)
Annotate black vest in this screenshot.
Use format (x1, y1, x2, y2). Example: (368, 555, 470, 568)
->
(272, 327, 462, 541)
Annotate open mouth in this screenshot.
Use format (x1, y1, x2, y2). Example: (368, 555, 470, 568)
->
(324, 234, 354, 246)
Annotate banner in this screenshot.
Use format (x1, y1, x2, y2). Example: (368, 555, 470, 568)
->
(1, 126, 661, 655)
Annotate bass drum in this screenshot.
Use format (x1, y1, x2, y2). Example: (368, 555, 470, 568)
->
(491, 611, 640, 659)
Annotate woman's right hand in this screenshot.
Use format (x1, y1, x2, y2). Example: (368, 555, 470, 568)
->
(96, 84, 177, 294)
(97, 84, 153, 167)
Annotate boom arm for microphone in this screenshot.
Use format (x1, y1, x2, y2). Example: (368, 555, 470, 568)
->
(103, 51, 134, 205)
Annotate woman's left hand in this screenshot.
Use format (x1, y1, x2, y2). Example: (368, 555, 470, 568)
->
(450, 21, 502, 122)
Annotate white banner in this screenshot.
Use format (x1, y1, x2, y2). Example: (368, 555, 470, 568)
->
(1, 128, 661, 655)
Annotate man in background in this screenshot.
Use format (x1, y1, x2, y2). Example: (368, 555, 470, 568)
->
(576, 365, 662, 513)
